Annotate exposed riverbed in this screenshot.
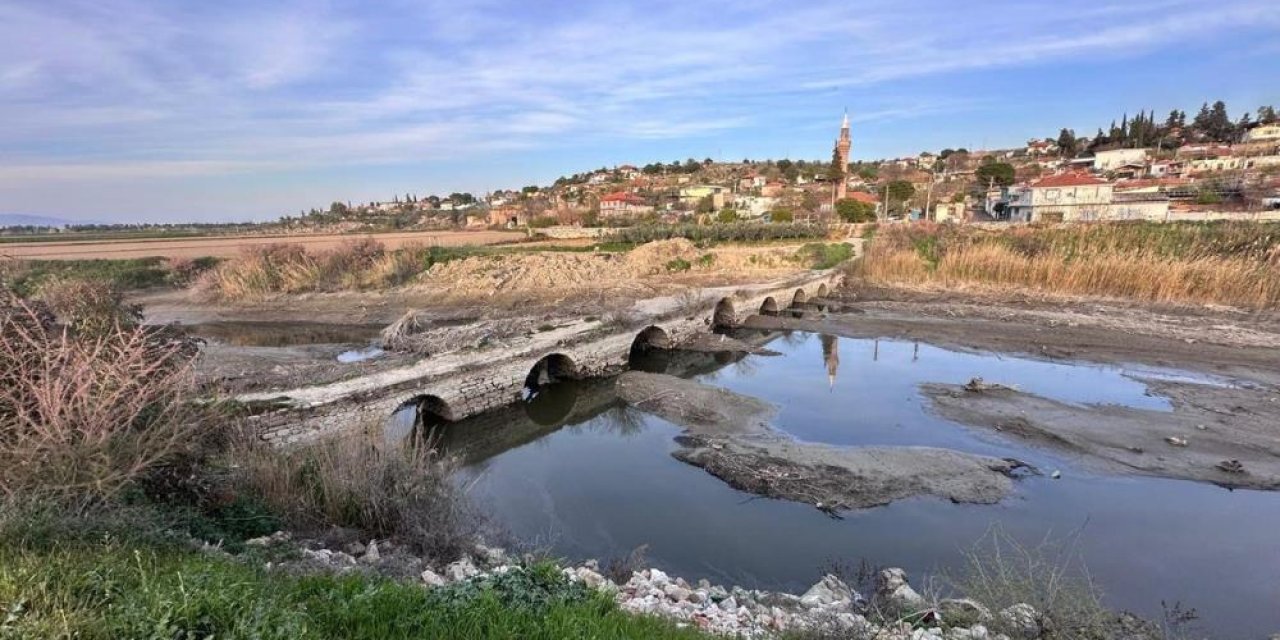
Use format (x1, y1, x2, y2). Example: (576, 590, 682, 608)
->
(400, 330, 1280, 638)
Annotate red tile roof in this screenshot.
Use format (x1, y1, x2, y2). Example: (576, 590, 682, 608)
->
(601, 191, 643, 203)
(847, 191, 878, 204)
(1030, 173, 1109, 188)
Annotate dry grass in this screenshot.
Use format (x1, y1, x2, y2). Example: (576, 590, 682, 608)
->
(860, 222, 1280, 309)
(0, 292, 200, 506)
(233, 428, 483, 562)
(944, 527, 1115, 639)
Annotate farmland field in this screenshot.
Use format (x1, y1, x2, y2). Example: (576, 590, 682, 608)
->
(0, 229, 526, 260)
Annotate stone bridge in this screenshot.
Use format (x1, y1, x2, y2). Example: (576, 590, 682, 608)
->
(246, 270, 843, 445)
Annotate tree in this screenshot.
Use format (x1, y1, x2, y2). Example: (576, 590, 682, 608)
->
(716, 208, 738, 223)
(769, 208, 794, 222)
(835, 198, 875, 223)
(827, 147, 845, 182)
(1056, 128, 1078, 157)
(801, 191, 820, 212)
(1257, 105, 1278, 125)
(886, 180, 915, 214)
(696, 196, 716, 215)
(976, 161, 1016, 187)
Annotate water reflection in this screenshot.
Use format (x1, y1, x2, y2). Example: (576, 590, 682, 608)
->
(446, 332, 1279, 636)
(821, 334, 839, 391)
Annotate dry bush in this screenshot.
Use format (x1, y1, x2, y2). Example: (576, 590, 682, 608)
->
(233, 429, 482, 562)
(0, 294, 200, 506)
(34, 276, 143, 336)
(198, 239, 412, 300)
(945, 527, 1115, 639)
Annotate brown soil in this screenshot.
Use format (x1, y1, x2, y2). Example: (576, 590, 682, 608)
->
(4, 230, 525, 261)
(413, 239, 806, 300)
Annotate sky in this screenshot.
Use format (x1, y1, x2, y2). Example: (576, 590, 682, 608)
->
(2, 0, 1278, 223)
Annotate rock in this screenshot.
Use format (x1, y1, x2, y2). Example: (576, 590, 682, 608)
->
(445, 556, 479, 582)
(800, 573, 856, 608)
(344, 541, 366, 556)
(361, 541, 380, 564)
(664, 584, 692, 602)
(648, 568, 670, 585)
(420, 569, 447, 587)
(874, 568, 927, 617)
(998, 603, 1041, 639)
(720, 596, 738, 613)
(688, 590, 707, 604)
(577, 567, 606, 589)
(947, 626, 990, 640)
(708, 585, 729, 601)
(939, 598, 993, 625)
(474, 544, 506, 565)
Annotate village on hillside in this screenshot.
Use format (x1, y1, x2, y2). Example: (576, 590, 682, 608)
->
(5, 103, 1279, 238)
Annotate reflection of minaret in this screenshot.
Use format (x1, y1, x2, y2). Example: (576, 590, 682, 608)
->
(820, 334, 840, 391)
(834, 112, 851, 201)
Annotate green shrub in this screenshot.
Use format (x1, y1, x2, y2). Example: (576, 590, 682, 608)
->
(666, 258, 692, 272)
(796, 243, 854, 269)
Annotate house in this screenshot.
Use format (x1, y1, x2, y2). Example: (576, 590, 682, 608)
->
(1244, 123, 1280, 143)
(933, 201, 966, 222)
(1149, 160, 1184, 178)
(678, 185, 727, 209)
(760, 181, 785, 198)
(1093, 148, 1149, 172)
(599, 192, 653, 218)
(487, 204, 526, 227)
(732, 195, 778, 218)
(1109, 192, 1170, 221)
(1005, 173, 1114, 222)
(1026, 139, 1058, 157)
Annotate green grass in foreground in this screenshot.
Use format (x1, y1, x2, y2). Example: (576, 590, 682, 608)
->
(0, 536, 707, 640)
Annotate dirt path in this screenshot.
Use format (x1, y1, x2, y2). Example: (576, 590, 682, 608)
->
(616, 372, 1025, 512)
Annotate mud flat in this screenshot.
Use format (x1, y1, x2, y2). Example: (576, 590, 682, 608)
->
(923, 379, 1280, 490)
(615, 372, 1025, 511)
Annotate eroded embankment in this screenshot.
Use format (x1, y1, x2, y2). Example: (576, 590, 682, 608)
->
(615, 372, 1025, 511)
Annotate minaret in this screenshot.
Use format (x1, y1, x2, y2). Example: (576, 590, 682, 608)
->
(834, 112, 851, 200)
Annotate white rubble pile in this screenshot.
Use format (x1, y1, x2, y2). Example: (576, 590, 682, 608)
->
(269, 534, 1051, 639)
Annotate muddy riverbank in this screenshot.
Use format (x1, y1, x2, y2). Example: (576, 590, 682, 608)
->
(616, 372, 1026, 511)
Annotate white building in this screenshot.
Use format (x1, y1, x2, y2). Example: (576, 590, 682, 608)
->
(1005, 174, 1114, 222)
(1092, 148, 1149, 172)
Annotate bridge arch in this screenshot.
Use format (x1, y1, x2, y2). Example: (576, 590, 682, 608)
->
(525, 353, 578, 396)
(713, 298, 736, 328)
(629, 325, 673, 373)
(760, 296, 779, 315)
(817, 283, 829, 298)
(387, 394, 453, 446)
(791, 289, 808, 307)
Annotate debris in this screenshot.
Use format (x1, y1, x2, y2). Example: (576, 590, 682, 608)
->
(1216, 459, 1246, 475)
(1165, 436, 1188, 447)
(1050, 470, 1061, 479)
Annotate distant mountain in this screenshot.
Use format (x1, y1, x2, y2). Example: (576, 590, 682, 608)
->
(0, 214, 99, 228)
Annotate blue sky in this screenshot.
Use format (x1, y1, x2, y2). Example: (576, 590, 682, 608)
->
(2, 0, 1278, 223)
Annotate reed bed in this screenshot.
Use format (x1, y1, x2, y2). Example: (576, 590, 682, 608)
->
(860, 221, 1280, 309)
(197, 239, 447, 300)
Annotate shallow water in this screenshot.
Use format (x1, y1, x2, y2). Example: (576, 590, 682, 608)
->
(404, 331, 1279, 638)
